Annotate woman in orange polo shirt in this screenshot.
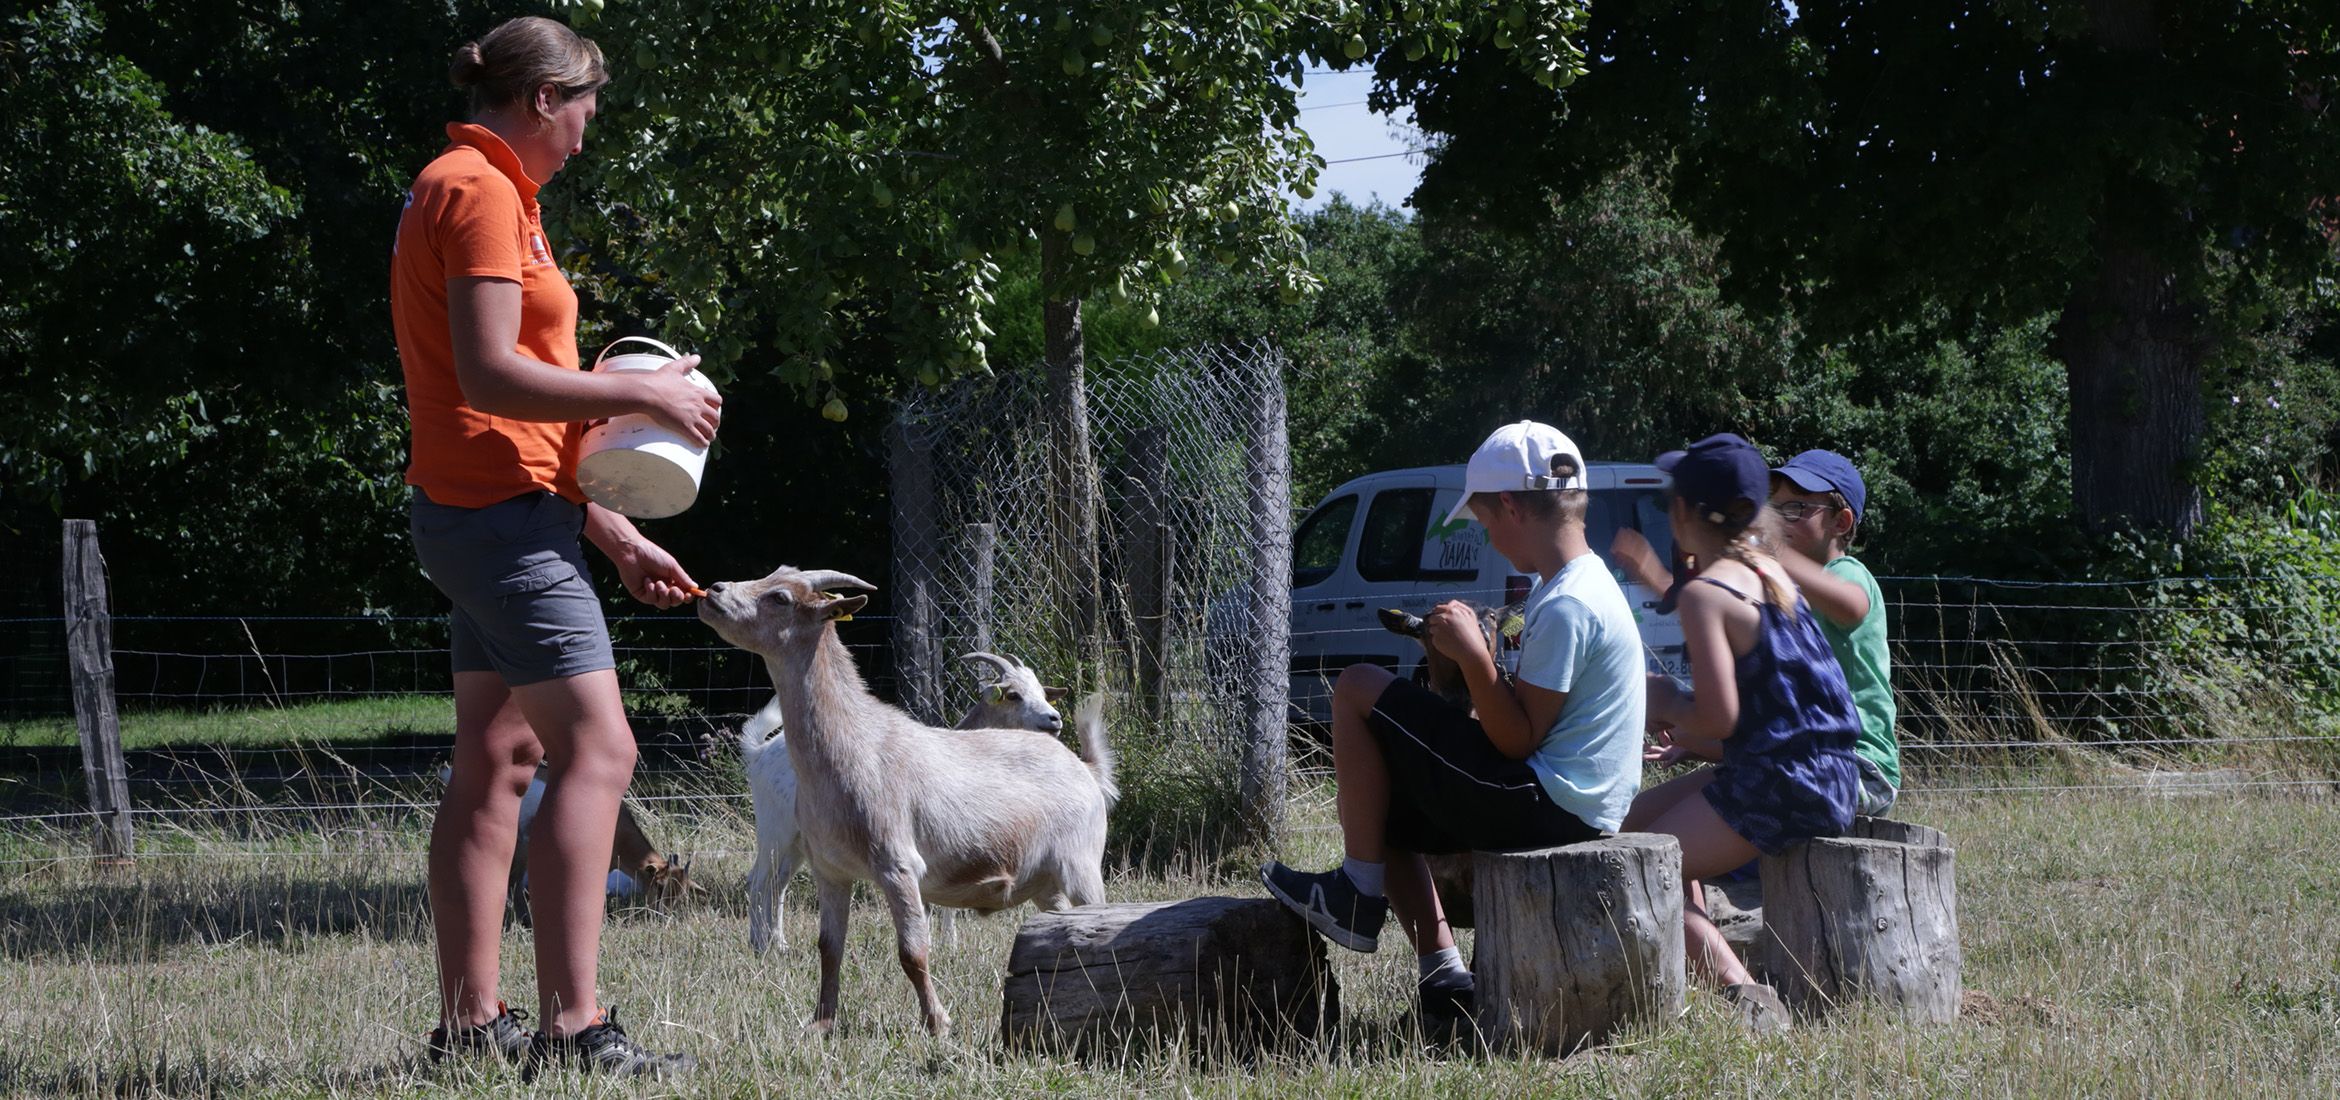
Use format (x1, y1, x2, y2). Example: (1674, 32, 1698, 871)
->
(391, 16, 715, 1077)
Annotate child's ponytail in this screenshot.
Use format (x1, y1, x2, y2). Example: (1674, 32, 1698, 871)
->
(1698, 499, 1794, 610)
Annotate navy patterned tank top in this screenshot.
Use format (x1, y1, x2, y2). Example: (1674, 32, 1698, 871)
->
(1693, 576, 1863, 854)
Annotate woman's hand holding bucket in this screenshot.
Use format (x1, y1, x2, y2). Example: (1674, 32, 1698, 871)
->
(633, 354, 723, 446)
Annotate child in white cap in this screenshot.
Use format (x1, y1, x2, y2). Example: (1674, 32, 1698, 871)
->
(1263, 421, 1645, 1023)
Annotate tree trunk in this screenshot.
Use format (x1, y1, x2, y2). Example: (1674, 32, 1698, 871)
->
(1472, 834, 1687, 1054)
(1040, 234, 1102, 673)
(886, 417, 944, 723)
(2057, 0, 2206, 538)
(1000, 897, 1337, 1057)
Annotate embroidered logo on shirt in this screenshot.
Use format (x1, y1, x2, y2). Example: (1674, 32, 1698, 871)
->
(529, 232, 553, 267)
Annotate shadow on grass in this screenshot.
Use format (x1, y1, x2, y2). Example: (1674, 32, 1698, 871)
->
(0, 1048, 448, 1098)
(0, 874, 436, 962)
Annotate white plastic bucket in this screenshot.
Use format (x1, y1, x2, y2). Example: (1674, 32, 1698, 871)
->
(575, 336, 720, 519)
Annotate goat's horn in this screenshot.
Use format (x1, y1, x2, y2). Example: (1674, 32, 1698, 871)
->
(798, 570, 876, 593)
(959, 651, 1016, 679)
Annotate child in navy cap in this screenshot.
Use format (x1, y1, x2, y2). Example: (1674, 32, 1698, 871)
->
(1620, 433, 1863, 1033)
(1770, 450, 1899, 816)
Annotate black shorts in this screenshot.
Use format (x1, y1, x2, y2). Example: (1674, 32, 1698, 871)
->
(1365, 676, 1604, 855)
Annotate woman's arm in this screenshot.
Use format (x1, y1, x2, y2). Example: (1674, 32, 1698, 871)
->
(1646, 583, 1743, 749)
(448, 276, 722, 445)
(583, 505, 699, 609)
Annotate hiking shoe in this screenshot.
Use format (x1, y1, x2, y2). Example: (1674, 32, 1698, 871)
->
(523, 1005, 695, 1081)
(1722, 982, 1791, 1036)
(1261, 862, 1387, 953)
(426, 1002, 533, 1063)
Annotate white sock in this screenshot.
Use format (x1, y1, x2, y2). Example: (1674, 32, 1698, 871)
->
(1340, 857, 1385, 897)
(1419, 945, 1466, 981)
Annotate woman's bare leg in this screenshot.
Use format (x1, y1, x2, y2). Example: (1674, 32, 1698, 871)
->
(511, 668, 639, 1036)
(430, 671, 544, 1028)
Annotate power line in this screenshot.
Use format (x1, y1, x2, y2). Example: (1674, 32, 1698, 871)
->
(1323, 149, 1427, 165)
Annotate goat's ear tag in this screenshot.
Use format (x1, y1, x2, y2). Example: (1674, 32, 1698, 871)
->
(823, 593, 867, 621)
(986, 685, 1008, 704)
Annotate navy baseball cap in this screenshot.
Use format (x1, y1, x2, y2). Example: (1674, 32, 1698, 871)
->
(1772, 449, 1867, 523)
(1654, 433, 1769, 526)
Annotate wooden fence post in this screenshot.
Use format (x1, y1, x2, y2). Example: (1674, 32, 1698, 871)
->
(1238, 357, 1291, 850)
(62, 520, 133, 861)
(1123, 428, 1174, 729)
(963, 522, 997, 658)
(887, 416, 944, 724)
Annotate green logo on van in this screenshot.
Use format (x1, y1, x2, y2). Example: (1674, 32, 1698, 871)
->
(1426, 515, 1474, 540)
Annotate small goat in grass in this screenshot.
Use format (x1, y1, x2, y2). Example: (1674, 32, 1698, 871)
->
(702, 565, 1114, 1036)
(437, 763, 704, 928)
(737, 650, 1074, 954)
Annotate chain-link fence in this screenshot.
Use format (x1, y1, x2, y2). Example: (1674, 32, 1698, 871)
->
(886, 343, 1291, 845)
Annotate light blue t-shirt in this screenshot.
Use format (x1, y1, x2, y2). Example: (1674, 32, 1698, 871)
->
(1514, 553, 1646, 832)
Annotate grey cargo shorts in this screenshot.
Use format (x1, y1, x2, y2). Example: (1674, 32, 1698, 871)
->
(409, 488, 615, 686)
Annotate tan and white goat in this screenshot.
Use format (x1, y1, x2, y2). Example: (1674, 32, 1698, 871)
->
(700, 566, 1113, 1036)
(737, 650, 1078, 954)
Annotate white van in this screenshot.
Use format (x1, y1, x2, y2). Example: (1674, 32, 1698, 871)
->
(1287, 462, 1688, 725)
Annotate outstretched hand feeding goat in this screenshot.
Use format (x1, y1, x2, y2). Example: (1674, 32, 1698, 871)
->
(700, 566, 1115, 1037)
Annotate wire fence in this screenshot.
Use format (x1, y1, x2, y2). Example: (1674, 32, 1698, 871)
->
(7, 572, 2335, 823)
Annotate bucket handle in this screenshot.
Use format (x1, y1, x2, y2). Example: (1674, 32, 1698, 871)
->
(592, 335, 685, 370)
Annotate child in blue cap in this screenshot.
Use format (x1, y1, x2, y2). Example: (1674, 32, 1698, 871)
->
(1622, 433, 1863, 1032)
(1770, 450, 1899, 815)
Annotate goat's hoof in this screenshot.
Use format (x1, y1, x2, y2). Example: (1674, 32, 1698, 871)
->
(802, 1018, 837, 1039)
(924, 1015, 952, 1039)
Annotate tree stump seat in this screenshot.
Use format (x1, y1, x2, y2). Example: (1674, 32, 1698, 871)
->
(1471, 833, 1687, 1054)
(1757, 816, 1961, 1023)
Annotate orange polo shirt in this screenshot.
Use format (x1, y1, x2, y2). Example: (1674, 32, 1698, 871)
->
(391, 123, 585, 507)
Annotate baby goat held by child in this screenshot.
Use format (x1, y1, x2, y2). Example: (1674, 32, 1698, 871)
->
(701, 566, 1115, 1037)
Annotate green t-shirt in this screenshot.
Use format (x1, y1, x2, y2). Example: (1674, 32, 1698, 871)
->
(1820, 554, 1898, 786)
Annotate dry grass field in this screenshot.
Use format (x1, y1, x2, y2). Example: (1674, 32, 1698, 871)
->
(4, 772, 2338, 1098)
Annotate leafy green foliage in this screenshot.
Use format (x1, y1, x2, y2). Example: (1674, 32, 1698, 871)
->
(1360, 166, 1797, 476)
(1770, 313, 2077, 574)
(560, 0, 1590, 418)
(1158, 196, 1421, 504)
(1378, 0, 2340, 535)
(0, 0, 295, 513)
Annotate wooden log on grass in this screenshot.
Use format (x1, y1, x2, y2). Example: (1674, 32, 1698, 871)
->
(1758, 825, 1960, 1023)
(1001, 897, 1336, 1056)
(1472, 833, 1686, 1054)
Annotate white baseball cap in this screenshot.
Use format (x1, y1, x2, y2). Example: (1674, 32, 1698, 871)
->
(1444, 420, 1588, 525)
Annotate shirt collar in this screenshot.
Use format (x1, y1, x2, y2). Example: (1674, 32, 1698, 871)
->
(443, 122, 542, 205)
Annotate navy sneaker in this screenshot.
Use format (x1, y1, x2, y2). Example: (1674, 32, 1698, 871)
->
(522, 1005, 695, 1081)
(426, 1002, 533, 1064)
(1261, 862, 1388, 953)
(1419, 967, 1476, 1022)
